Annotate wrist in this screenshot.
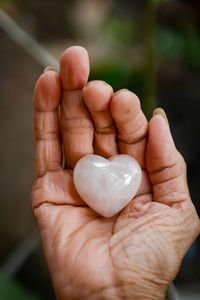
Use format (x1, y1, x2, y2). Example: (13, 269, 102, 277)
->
(89, 281, 167, 300)
(55, 280, 167, 300)
(118, 281, 167, 300)
(114, 275, 168, 300)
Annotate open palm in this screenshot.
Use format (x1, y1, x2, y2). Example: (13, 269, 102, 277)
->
(31, 47, 199, 299)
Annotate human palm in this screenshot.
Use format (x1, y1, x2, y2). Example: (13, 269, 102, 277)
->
(32, 47, 199, 299)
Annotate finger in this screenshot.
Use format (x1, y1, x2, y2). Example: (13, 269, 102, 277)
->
(33, 69, 62, 177)
(83, 80, 118, 157)
(146, 113, 190, 206)
(110, 90, 148, 168)
(60, 46, 94, 168)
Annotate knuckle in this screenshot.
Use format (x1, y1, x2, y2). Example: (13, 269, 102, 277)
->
(176, 151, 187, 173)
(183, 202, 200, 237)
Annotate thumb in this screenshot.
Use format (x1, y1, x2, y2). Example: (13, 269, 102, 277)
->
(146, 108, 190, 207)
(146, 109, 200, 265)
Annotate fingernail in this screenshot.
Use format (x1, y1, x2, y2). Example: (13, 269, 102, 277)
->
(153, 107, 169, 126)
(43, 66, 56, 73)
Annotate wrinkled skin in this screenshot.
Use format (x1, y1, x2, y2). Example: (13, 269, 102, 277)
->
(31, 46, 200, 299)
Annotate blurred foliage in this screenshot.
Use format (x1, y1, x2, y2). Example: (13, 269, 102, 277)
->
(91, 2, 200, 118)
(152, 0, 172, 6)
(90, 15, 145, 107)
(90, 60, 144, 98)
(157, 22, 200, 70)
(102, 15, 134, 47)
(0, 0, 21, 6)
(0, 0, 17, 3)
(0, 270, 44, 300)
(2, 0, 199, 103)
(90, 14, 145, 104)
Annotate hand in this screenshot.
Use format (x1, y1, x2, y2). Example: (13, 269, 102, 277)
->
(31, 46, 200, 299)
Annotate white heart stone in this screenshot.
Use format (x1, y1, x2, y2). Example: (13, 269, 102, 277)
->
(73, 154, 142, 217)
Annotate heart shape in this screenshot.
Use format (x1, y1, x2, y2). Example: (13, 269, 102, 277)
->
(73, 154, 142, 217)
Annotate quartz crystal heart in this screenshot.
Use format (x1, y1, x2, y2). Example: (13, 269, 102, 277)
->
(73, 154, 142, 217)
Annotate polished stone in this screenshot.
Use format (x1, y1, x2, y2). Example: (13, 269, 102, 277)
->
(73, 154, 142, 217)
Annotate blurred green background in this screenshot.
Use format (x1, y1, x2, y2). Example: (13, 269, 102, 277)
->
(0, 0, 200, 299)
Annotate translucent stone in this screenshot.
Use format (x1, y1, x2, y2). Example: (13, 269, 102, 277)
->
(73, 154, 142, 217)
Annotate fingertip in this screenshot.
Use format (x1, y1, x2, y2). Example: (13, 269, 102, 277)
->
(148, 113, 172, 148)
(83, 80, 113, 111)
(60, 46, 90, 90)
(153, 107, 169, 127)
(34, 70, 61, 111)
(43, 66, 57, 73)
(147, 114, 176, 172)
(110, 90, 141, 122)
(149, 113, 171, 140)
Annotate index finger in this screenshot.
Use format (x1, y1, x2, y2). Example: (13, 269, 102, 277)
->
(33, 70, 62, 177)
